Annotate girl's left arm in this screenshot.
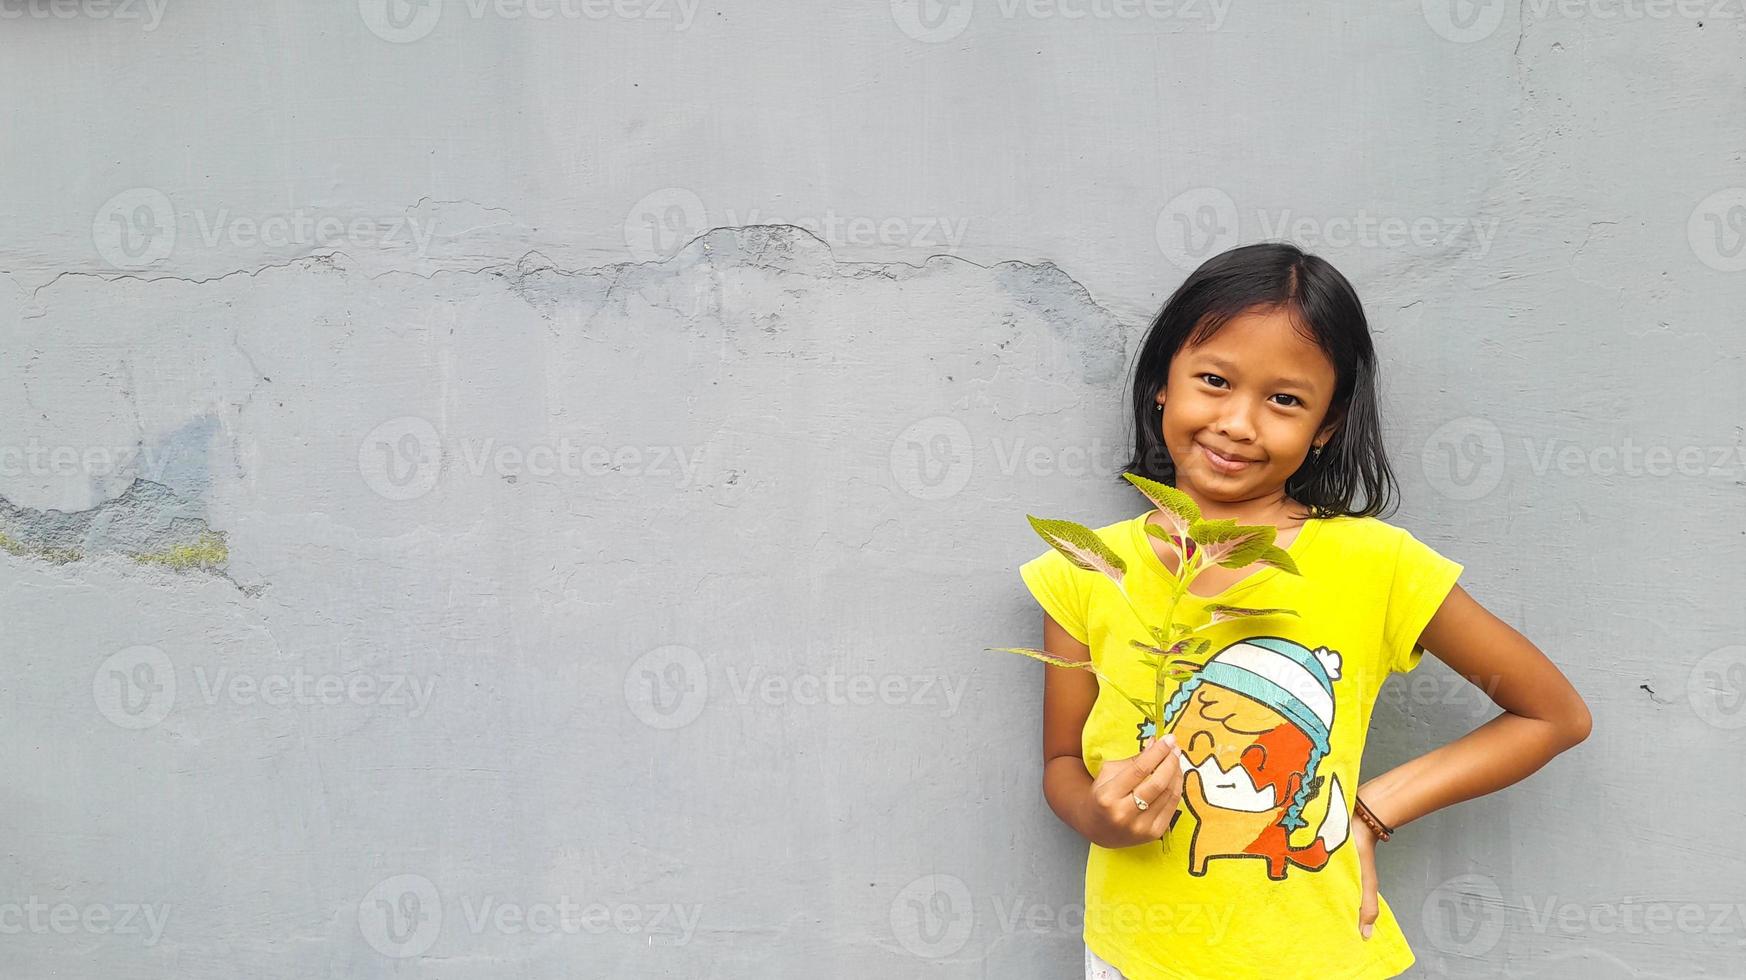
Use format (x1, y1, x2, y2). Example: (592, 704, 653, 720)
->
(1357, 583, 1593, 828)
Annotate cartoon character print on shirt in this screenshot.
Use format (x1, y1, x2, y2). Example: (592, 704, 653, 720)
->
(1135, 636, 1351, 881)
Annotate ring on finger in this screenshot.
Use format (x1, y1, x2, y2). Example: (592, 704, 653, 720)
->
(1132, 792, 1150, 811)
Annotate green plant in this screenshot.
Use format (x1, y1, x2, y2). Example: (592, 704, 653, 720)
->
(991, 472, 1306, 745)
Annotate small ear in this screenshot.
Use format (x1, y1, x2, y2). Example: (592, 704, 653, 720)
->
(1316, 405, 1347, 445)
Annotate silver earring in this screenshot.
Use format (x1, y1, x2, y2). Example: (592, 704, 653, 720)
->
(1311, 444, 1323, 461)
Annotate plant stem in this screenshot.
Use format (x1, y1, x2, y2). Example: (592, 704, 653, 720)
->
(1149, 544, 1203, 733)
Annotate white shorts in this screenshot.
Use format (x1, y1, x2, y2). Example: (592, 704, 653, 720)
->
(1086, 944, 1128, 979)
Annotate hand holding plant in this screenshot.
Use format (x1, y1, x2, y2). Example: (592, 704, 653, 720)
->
(1077, 731, 1188, 849)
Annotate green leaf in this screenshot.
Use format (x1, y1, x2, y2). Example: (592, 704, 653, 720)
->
(1187, 520, 1276, 569)
(1202, 603, 1301, 624)
(1122, 473, 1200, 537)
(1252, 544, 1301, 576)
(1128, 639, 1170, 668)
(1027, 515, 1127, 588)
(992, 646, 1158, 720)
(986, 646, 1093, 670)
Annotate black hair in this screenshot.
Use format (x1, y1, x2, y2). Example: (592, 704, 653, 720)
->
(1122, 242, 1400, 520)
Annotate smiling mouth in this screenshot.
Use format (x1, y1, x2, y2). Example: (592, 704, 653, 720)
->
(1199, 443, 1257, 474)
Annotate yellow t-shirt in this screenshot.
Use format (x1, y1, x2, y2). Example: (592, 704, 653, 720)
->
(1018, 510, 1464, 980)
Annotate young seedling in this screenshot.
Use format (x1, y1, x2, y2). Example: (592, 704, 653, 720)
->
(994, 473, 1307, 810)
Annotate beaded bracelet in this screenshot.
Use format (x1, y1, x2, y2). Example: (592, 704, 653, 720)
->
(1353, 795, 1394, 842)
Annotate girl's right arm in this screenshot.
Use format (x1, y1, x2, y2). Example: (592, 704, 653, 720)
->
(1039, 611, 1184, 849)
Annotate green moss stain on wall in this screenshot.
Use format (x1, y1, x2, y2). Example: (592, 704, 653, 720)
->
(129, 530, 229, 571)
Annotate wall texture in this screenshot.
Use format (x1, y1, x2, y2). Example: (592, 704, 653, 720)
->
(2, 3, 1742, 978)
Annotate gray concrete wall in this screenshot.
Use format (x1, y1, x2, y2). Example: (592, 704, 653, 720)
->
(1, 3, 1741, 977)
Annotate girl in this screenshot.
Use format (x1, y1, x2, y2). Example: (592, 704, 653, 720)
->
(1018, 243, 1592, 979)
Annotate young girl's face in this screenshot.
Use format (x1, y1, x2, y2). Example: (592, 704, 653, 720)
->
(1153, 305, 1340, 509)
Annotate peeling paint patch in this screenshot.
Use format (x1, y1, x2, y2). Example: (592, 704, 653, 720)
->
(991, 261, 1130, 385)
(0, 478, 230, 579)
